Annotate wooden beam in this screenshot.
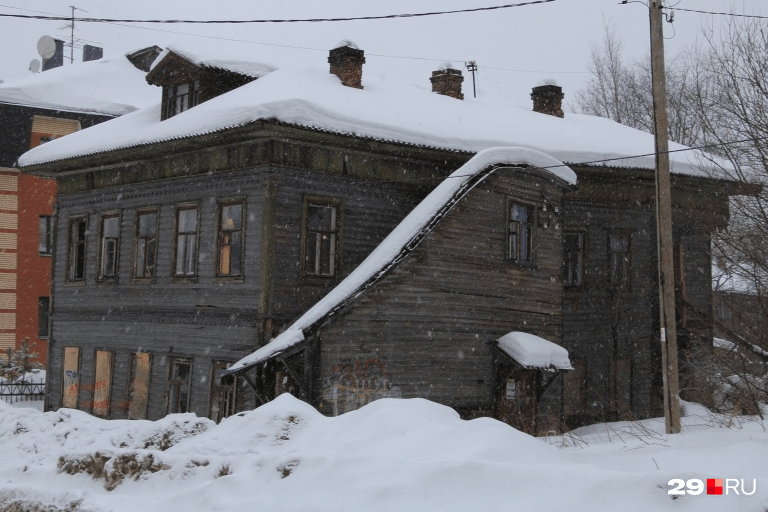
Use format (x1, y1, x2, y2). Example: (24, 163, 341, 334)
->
(239, 371, 266, 405)
(278, 354, 308, 399)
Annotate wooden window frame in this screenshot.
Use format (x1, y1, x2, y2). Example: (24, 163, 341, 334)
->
(166, 356, 193, 414)
(215, 199, 245, 280)
(37, 296, 50, 339)
(38, 215, 52, 256)
(133, 208, 159, 282)
(173, 204, 200, 280)
(301, 196, 342, 279)
(564, 229, 587, 288)
(209, 360, 237, 422)
(97, 212, 121, 282)
(162, 81, 201, 120)
(66, 216, 87, 283)
(608, 230, 632, 290)
(507, 199, 535, 264)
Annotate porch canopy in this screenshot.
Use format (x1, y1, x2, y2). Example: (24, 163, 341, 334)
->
(495, 332, 573, 372)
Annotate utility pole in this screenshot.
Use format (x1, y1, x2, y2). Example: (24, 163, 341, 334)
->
(649, 0, 681, 434)
(69, 6, 75, 63)
(465, 61, 478, 98)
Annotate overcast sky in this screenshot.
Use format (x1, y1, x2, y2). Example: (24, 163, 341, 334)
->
(0, 0, 764, 107)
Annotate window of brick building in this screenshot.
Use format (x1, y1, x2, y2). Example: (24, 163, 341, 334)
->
(38, 216, 52, 255)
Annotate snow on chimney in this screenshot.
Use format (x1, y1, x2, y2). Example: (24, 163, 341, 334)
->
(531, 80, 564, 118)
(328, 41, 365, 89)
(430, 63, 464, 100)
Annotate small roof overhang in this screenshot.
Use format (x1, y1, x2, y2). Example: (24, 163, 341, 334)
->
(493, 331, 574, 372)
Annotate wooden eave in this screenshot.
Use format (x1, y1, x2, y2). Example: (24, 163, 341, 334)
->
(145, 50, 255, 88)
(19, 120, 472, 178)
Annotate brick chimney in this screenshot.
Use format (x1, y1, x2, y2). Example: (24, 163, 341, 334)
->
(328, 43, 365, 89)
(531, 83, 564, 118)
(430, 64, 464, 100)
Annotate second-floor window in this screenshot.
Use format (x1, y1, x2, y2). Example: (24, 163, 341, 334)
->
(609, 232, 630, 289)
(508, 202, 533, 263)
(135, 211, 158, 280)
(98, 215, 120, 280)
(163, 81, 200, 119)
(174, 206, 198, 277)
(304, 200, 340, 277)
(67, 217, 86, 282)
(217, 202, 243, 277)
(564, 231, 585, 287)
(39, 216, 52, 255)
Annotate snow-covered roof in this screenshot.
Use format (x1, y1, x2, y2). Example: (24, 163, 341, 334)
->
(224, 148, 575, 375)
(496, 332, 573, 371)
(150, 45, 277, 78)
(0, 53, 157, 117)
(18, 61, 722, 172)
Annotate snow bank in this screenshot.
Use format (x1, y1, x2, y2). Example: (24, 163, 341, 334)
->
(19, 63, 721, 175)
(227, 147, 574, 373)
(1, 394, 767, 512)
(497, 331, 574, 370)
(0, 53, 157, 116)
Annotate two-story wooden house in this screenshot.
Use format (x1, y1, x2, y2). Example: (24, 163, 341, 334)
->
(18, 44, 749, 432)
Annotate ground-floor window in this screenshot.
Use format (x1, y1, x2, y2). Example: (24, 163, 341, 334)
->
(167, 357, 192, 414)
(62, 347, 80, 409)
(128, 352, 152, 419)
(92, 350, 113, 417)
(209, 361, 236, 422)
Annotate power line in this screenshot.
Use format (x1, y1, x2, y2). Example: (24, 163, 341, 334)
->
(672, 7, 768, 20)
(0, 0, 558, 24)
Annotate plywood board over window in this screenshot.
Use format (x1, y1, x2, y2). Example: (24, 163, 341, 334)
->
(128, 352, 151, 420)
(93, 351, 113, 417)
(62, 347, 80, 409)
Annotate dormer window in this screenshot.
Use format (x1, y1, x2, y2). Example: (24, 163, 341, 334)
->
(163, 81, 200, 119)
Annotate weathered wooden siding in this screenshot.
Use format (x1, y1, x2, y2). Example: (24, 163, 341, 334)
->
(314, 170, 567, 433)
(48, 168, 268, 418)
(269, 169, 426, 327)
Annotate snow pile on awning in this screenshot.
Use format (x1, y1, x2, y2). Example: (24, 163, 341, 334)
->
(496, 332, 573, 371)
(224, 147, 575, 375)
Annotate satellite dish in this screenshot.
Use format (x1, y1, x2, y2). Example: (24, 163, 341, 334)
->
(29, 59, 41, 73)
(37, 36, 56, 59)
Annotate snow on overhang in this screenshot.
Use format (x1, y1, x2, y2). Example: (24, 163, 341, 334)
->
(495, 332, 574, 372)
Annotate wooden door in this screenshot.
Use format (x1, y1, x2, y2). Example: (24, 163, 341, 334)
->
(496, 368, 538, 434)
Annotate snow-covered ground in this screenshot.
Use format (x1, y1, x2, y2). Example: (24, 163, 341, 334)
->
(0, 395, 766, 512)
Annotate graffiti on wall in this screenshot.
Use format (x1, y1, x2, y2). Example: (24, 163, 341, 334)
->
(322, 350, 401, 416)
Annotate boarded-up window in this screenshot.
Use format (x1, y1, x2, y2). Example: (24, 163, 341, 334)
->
(167, 357, 192, 414)
(217, 202, 244, 277)
(563, 361, 587, 418)
(62, 347, 80, 409)
(609, 357, 633, 415)
(209, 361, 236, 422)
(128, 352, 151, 419)
(93, 351, 113, 417)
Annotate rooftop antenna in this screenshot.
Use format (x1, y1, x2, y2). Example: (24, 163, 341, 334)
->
(465, 61, 478, 98)
(61, 6, 87, 63)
